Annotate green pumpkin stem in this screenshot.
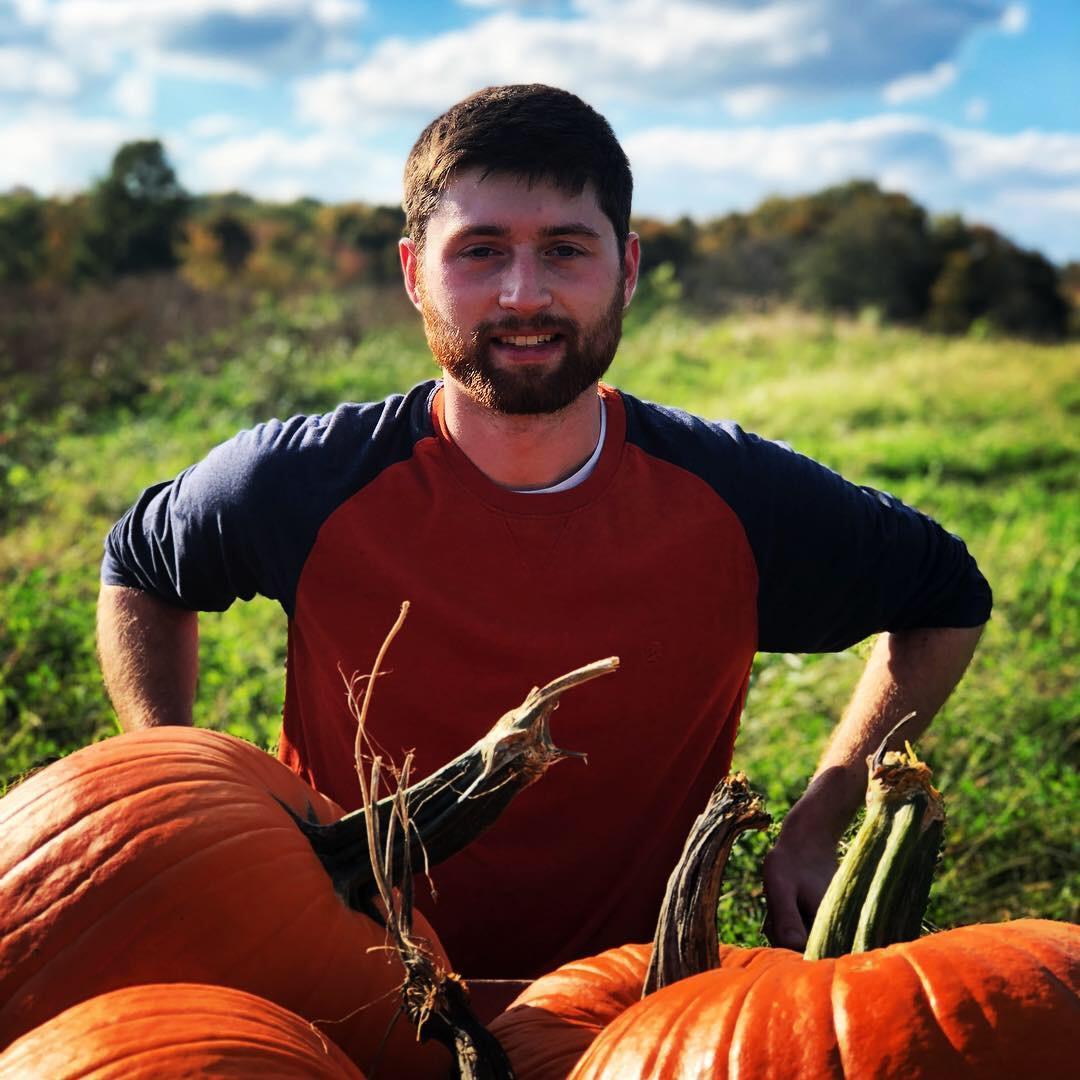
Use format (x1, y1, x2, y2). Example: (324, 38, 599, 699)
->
(804, 740, 944, 961)
(643, 774, 770, 996)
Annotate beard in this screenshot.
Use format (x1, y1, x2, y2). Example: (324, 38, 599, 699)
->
(418, 277, 625, 416)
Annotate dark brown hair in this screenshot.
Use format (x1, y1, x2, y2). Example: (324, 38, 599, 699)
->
(403, 84, 633, 253)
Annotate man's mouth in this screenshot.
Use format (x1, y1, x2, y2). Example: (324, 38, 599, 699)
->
(494, 333, 560, 347)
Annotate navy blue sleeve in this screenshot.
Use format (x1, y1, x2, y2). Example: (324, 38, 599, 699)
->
(101, 383, 435, 616)
(623, 395, 992, 653)
(730, 431, 992, 651)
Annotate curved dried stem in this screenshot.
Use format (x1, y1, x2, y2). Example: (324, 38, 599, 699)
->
(296, 613, 620, 1079)
(286, 655, 620, 915)
(643, 774, 770, 995)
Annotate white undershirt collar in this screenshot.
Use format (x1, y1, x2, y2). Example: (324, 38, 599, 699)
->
(514, 398, 607, 495)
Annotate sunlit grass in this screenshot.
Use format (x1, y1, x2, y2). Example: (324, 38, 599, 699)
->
(3, 297, 1077, 935)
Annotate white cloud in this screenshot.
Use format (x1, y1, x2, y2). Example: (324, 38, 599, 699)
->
(883, 62, 957, 105)
(965, 97, 988, 123)
(111, 67, 156, 119)
(624, 115, 1080, 262)
(0, 45, 78, 96)
(999, 3, 1028, 34)
(187, 112, 246, 138)
(722, 86, 787, 119)
(11, 0, 366, 84)
(457, 0, 557, 7)
(184, 129, 401, 203)
(0, 109, 140, 192)
(294, 0, 1006, 126)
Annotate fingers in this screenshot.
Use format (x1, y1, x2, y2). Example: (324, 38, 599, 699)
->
(761, 849, 811, 950)
(763, 892, 809, 950)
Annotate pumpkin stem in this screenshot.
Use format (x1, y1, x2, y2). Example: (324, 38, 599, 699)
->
(804, 741, 944, 961)
(351, 724, 515, 1079)
(285, 656, 619, 912)
(643, 774, 770, 995)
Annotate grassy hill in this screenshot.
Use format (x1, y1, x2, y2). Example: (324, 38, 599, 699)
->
(2, 292, 1077, 939)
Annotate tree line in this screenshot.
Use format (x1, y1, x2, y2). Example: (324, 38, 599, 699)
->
(1, 140, 1076, 339)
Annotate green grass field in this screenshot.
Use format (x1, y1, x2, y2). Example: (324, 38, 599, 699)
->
(2, 291, 1077, 941)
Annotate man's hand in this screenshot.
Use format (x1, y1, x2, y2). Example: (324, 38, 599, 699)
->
(761, 828, 837, 951)
(760, 765, 862, 949)
(761, 624, 984, 949)
(97, 584, 199, 729)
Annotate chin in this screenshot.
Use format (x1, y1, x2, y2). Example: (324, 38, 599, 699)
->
(450, 357, 607, 416)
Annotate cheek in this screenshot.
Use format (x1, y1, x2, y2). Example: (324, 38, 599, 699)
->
(432, 271, 490, 323)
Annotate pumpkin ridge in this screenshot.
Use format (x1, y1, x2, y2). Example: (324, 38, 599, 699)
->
(820, 950, 846, 1075)
(893, 933, 1000, 1055)
(0, 736, 263, 826)
(203, 871, 341, 998)
(72, 1037, 342, 1075)
(0, 984, 364, 1078)
(704, 965, 766, 1078)
(958, 923, 1078, 999)
(4, 822, 314, 1012)
(725, 954, 779, 1075)
(889, 942, 971, 1061)
(804, 950, 846, 1079)
(1, 769, 304, 899)
(828, 953, 853, 1080)
(49, 1001, 328, 1051)
(11, 813, 293, 935)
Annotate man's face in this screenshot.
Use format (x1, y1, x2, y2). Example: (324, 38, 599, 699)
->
(400, 169, 639, 415)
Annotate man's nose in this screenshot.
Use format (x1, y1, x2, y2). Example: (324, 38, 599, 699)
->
(499, 254, 552, 314)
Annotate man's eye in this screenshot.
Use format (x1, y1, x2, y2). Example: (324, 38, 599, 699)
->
(549, 244, 583, 258)
(463, 246, 498, 259)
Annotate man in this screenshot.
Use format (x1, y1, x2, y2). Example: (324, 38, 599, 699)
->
(98, 85, 990, 1002)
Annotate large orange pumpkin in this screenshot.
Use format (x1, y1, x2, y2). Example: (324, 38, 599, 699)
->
(570, 918, 1079, 1079)
(492, 756, 1080, 1079)
(0, 655, 615, 1076)
(0, 727, 446, 1076)
(490, 941, 775, 1078)
(0, 982, 365, 1078)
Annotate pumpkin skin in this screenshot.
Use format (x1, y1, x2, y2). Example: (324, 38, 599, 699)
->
(0, 982, 365, 1078)
(566, 919, 1079, 1079)
(490, 942, 770, 1079)
(0, 727, 449, 1076)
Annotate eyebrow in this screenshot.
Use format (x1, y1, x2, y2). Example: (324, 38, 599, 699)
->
(447, 222, 603, 243)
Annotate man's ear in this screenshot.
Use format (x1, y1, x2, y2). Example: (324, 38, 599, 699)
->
(622, 232, 641, 308)
(399, 237, 423, 311)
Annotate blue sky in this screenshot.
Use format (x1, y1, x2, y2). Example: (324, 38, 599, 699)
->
(2, 0, 1078, 262)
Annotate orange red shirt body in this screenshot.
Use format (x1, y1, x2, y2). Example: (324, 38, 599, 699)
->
(103, 380, 991, 982)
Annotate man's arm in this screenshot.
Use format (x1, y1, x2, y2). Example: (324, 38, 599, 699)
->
(762, 622, 984, 950)
(97, 584, 199, 730)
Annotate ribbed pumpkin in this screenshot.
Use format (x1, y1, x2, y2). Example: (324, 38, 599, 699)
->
(0, 655, 616, 1076)
(489, 941, 772, 1078)
(0, 727, 446, 1075)
(492, 756, 1080, 1079)
(0, 982, 365, 1078)
(570, 918, 1079, 1079)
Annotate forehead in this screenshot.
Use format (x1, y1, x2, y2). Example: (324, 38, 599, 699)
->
(425, 168, 613, 244)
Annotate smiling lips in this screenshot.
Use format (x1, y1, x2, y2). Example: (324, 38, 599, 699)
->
(495, 333, 559, 347)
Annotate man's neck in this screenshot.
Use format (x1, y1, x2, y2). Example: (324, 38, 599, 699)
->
(440, 379, 603, 490)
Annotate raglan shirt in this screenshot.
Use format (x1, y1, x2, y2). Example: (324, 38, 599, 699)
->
(101, 380, 992, 980)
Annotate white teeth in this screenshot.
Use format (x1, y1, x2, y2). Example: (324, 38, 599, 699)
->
(499, 334, 554, 346)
